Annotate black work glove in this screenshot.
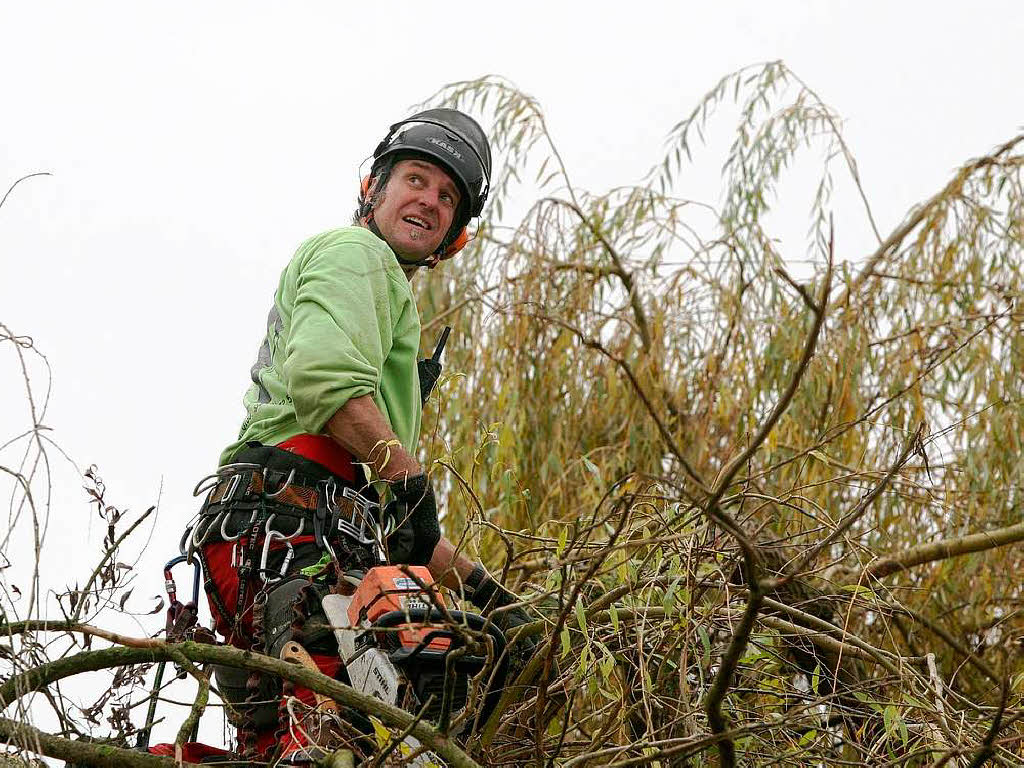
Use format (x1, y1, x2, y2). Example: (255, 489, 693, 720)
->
(465, 564, 535, 649)
(383, 474, 440, 566)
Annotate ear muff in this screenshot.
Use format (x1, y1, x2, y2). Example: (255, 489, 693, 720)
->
(439, 228, 469, 260)
(358, 174, 373, 221)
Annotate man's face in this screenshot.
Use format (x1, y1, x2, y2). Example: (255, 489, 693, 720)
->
(371, 158, 461, 263)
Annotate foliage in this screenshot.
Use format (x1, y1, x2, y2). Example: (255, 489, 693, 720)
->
(414, 65, 1024, 765)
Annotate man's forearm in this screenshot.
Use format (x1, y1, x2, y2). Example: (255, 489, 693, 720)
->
(324, 394, 421, 481)
(325, 395, 483, 586)
(427, 537, 479, 590)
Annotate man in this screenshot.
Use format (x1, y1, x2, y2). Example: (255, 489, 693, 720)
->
(191, 108, 527, 762)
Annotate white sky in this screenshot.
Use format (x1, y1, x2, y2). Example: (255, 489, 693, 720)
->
(1, 0, 1022, 748)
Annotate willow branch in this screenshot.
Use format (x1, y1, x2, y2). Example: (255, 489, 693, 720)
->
(701, 225, 833, 767)
(1, 620, 162, 649)
(543, 197, 653, 354)
(527, 311, 707, 494)
(0, 715, 199, 767)
(864, 518, 1024, 580)
(967, 674, 1011, 768)
(835, 133, 1024, 311)
(777, 422, 922, 585)
(707, 227, 832, 516)
(0, 172, 52, 212)
(705, 588, 762, 768)
(71, 506, 156, 623)
(760, 597, 902, 674)
(881, 603, 1001, 686)
(167, 650, 208, 752)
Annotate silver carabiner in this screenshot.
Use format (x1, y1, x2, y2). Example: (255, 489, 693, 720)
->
(259, 532, 294, 585)
(257, 513, 304, 584)
(263, 468, 296, 499)
(220, 509, 258, 542)
(188, 512, 221, 551)
(263, 513, 305, 541)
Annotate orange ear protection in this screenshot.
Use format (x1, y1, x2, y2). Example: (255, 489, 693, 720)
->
(359, 174, 470, 264)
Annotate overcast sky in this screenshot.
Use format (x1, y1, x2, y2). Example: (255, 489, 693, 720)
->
(1, 0, 1022, 743)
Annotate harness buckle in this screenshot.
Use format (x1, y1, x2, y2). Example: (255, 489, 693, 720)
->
(221, 473, 244, 504)
(324, 480, 378, 547)
(342, 486, 381, 541)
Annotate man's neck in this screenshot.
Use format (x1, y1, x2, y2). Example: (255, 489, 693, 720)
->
(359, 221, 422, 281)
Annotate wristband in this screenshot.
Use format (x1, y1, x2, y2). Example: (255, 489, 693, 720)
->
(465, 563, 515, 611)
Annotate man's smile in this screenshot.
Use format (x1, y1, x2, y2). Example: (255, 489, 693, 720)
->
(402, 215, 432, 230)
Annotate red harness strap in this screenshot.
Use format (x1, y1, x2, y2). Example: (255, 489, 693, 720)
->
(277, 434, 358, 484)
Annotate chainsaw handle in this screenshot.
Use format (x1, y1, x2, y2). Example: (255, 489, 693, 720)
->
(372, 608, 507, 666)
(375, 608, 509, 731)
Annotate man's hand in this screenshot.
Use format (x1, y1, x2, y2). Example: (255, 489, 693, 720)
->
(465, 564, 535, 648)
(383, 474, 441, 566)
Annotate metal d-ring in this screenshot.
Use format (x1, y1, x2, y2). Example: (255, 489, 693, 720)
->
(192, 470, 222, 498)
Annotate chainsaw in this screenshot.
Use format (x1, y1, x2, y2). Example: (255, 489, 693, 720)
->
(318, 564, 507, 765)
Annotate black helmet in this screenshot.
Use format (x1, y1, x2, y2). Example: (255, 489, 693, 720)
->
(371, 108, 492, 240)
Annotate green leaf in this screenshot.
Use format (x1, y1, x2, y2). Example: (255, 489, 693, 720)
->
(575, 601, 588, 633)
(556, 526, 568, 557)
(597, 642, 615, 680)
(578, 643, 590, 674)
(698, 626, 712, 667)
(609, 603, 619, 634)
(798, 729, 817, 747)
(560, 627, 571, 658)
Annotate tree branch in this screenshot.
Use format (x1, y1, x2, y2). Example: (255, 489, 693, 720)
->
(701, 224, 833, 767)
(864, 517, 1024, 580)
(543, 197, 654, 354)
(1, 620, 162, 648)
(833, 133, 1024, 311)
(0, 715, 200, 767)
(71, 506, 156, 623)
(775, 422, 922, 585)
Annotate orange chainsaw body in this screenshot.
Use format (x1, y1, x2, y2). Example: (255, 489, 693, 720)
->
(348, 565, 451, 653)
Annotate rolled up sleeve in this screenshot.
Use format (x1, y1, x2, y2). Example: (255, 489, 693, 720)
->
(282, 242, 394, 434)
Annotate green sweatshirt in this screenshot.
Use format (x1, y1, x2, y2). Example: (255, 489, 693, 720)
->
(221, 226, 422, 465)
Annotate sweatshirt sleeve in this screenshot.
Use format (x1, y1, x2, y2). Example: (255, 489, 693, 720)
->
(282, 238, 395, 434)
